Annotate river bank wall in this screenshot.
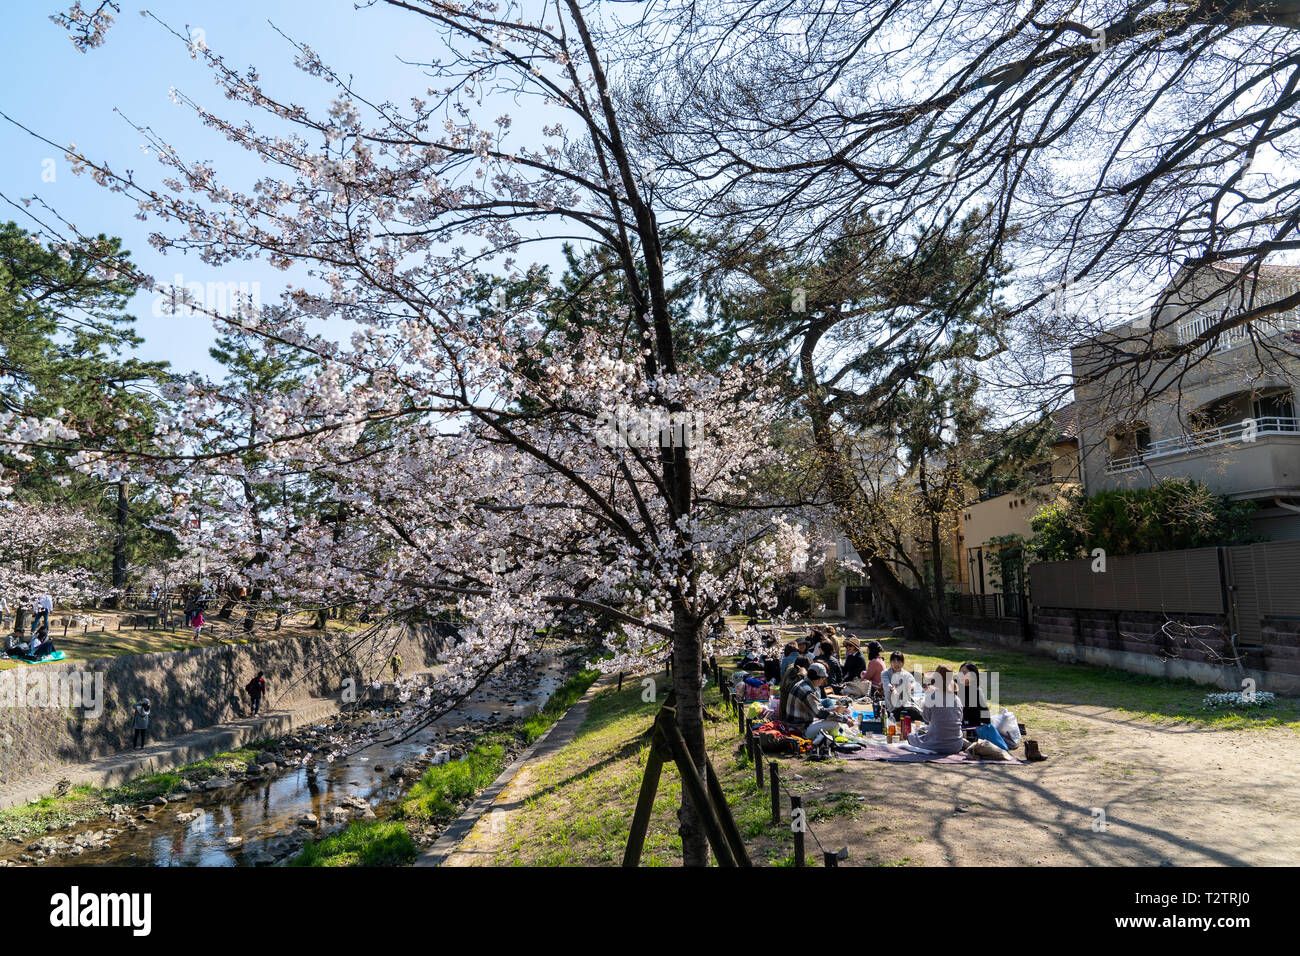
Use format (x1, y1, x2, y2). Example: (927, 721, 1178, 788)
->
(0, 622, 456, 784)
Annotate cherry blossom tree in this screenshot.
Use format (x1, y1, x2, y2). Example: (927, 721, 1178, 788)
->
(44, 0, 812, 864)
(0, 501, 105, 607)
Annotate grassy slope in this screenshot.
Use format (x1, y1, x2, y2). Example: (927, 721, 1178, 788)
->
(483, 673, 817, 866)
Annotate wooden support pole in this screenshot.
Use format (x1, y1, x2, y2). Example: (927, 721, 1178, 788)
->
(753, 731, 764, 789)
(617, 672, 624, 692)
(704, 758, 752, 867)
(622, 737, 665, 867)
(791, 794, 805, 867)
(824, 850, 839, 868)
(657, 716, 738, 867)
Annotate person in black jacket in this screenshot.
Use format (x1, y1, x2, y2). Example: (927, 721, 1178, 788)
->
(842, 637, 866, 683)
(958, 662, 991, 727)
(812, 639, 843, 688)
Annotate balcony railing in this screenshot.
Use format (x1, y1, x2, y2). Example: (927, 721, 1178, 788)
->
(1107, 416, 1300, 474)
(1177, 310, 1300, 355)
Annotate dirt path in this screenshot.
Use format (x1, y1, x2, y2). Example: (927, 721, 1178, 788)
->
(816, 703, 1300, 867)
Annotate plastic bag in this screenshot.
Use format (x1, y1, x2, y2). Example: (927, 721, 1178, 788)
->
(993, 708, 1021, 748)
(975, 723, 1009, 750)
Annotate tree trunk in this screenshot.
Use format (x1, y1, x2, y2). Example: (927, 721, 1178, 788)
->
(928, 511, 950, 630)
(110, 480, 128, 607)
(859, 550, 953, 644)
(671, 607, 710, 867)
(242, 586, 263, 633)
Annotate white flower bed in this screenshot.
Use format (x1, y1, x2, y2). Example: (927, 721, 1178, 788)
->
(1202, 691, 1276, 710)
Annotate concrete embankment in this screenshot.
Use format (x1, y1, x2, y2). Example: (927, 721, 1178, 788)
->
(0, 621, 455, 790)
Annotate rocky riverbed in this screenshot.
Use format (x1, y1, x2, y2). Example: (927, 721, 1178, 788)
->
(0, 655, 571, 866)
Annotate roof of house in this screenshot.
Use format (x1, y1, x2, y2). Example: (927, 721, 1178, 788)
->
(1051, 401, 1079, 442)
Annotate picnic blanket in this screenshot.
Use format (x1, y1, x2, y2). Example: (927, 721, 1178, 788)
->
(842, 740, 1022, 765)
(2, 650, 68, 665)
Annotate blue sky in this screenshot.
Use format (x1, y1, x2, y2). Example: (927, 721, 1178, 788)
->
(1, 1, 529, 380)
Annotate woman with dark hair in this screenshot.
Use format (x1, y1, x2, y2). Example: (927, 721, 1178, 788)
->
(842, 637, 866, 682)
(812, 639, 844, 687)
(958, 662, 991, 727)
(883, 651, 925, 722)
(864, 641, 886, 693)
(779, 642, 799, 679)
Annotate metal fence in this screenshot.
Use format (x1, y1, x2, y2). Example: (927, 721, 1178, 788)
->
(1028, 540, 1300, 646)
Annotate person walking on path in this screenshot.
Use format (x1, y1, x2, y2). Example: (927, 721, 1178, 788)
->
(130, 699, 152, 749)
(191, 609, 205, 642)
(245, 671, 267, 715)
(389, 654, 402, 679)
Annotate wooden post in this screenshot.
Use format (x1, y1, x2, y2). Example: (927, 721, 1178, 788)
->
(622, 736, 665, 867)
(745, 718, 755, 761)
(736, 697, 744, 736)
(656, 715, 737, 867)
(617, 672, 624, 692)
(769, 762, 780, 826)
(753, 731, 764, 789)
(824, 850, 839, 868)
(791, 794, 805, 867)
(704, 759, 752, 867)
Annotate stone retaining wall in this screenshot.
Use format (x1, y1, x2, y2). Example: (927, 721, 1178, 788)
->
(1016, 607, 1300, 695)
(0, 622, 457, 783)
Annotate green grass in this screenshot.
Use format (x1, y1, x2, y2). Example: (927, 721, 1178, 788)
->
(399, 740, 508, 823)
(459, 667, 794, 866)
(288, 820, 417, 867)
(520, 667, 601, 744)
(906, 629, 1300, 730)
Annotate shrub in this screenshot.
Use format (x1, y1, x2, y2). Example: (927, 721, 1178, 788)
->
(1030, 480, 1256, 560)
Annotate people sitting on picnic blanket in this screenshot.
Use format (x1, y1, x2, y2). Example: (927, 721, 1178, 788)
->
(763, 650, 782, 683)
(958, 662, 991, 727)
(3, 629, 26, 656)
(785, 662, 850, 740)
(777, 655, 812, 722)
(884, 652, 925, 722)
(812, 639, 844, 688)
(842, 637, 866, 682)
(906, 665, 966, 755)
(28, 625, 54, 659)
